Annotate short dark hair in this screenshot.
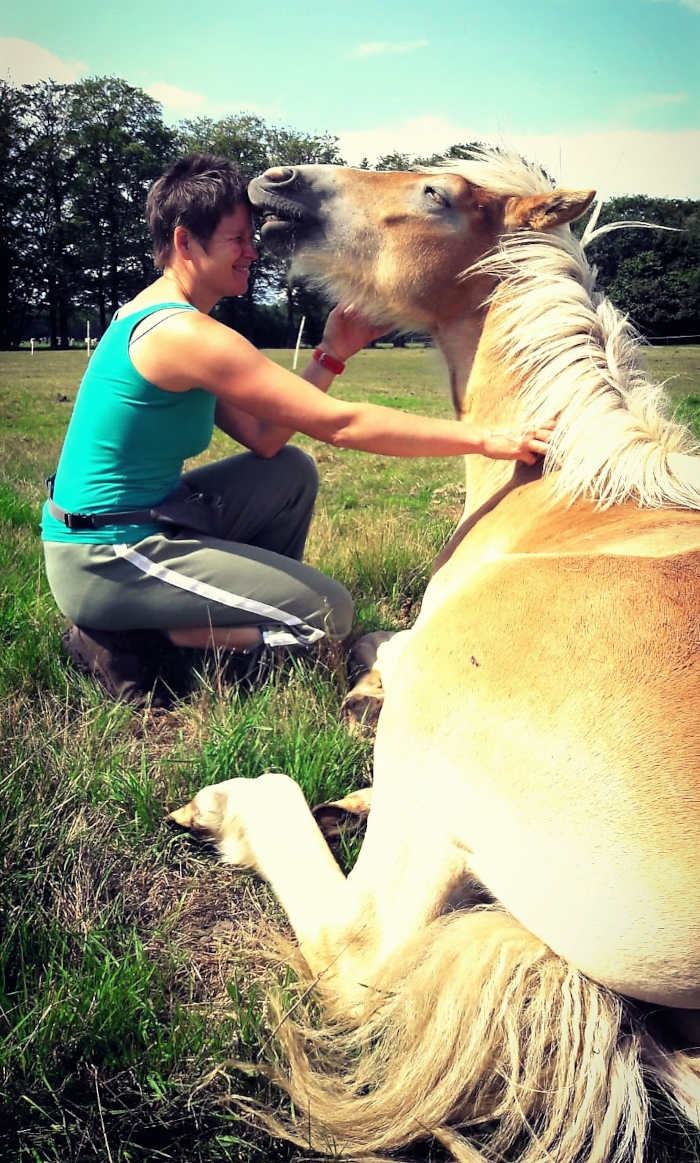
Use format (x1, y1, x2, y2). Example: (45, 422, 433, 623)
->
(146, 153, 250, 267)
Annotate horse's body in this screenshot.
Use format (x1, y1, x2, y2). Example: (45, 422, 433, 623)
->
(173, 149, 700, 1161)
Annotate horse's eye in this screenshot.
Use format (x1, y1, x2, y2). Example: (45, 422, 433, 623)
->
(424, 185, 449, 208)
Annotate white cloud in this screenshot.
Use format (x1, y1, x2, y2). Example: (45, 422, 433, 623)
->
(146, 81, 208, 113)
(618, 92, 688, 116)
(338, 116, 460, 162)
(0, 37, 88, 85)
(349, 40, 428, 59)
(147, 81, 273, 123)
(508, 129, 700, 199)
(336, 117, 700, 198)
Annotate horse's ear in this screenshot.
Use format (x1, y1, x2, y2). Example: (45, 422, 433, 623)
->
(504, 189, 595, 231)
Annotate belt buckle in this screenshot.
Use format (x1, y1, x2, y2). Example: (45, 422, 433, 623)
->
(64, 511, 95, 530)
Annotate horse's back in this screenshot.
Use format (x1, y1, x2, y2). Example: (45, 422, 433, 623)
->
(375, 496, 700, 1005)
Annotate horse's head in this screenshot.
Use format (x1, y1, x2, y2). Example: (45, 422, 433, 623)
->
(248, 164, 594, 332)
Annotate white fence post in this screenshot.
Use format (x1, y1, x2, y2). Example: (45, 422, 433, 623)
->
(293, 315, 306, 370)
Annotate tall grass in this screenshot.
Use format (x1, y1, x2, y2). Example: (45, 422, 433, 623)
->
(1, 348, 699, 1161)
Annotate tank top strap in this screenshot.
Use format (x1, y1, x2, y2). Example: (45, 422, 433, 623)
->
(112, 301, 199, 348)
(111, 301, 198, 327)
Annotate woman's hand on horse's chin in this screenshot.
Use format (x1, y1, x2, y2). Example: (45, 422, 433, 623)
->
(321, 302, 388, 361)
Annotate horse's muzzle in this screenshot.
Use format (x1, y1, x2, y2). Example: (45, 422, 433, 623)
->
(248, 166, 337, 254)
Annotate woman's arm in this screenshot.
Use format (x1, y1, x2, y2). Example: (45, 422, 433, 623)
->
(130, 309, 550, 463)
(214, 305, 385, 457)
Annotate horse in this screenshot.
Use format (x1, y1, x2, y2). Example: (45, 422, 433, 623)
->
(170, 147, 700, 1162)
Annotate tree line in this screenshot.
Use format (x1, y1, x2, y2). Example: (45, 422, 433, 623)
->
(1, 76, 698, 350)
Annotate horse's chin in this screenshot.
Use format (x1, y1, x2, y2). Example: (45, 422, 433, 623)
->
(259, 217, 305, 255)
(289, 256, 404, 331)
(259, 215, 332, 261)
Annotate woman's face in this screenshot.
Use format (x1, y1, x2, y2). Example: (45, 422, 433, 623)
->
(195, 204, 258, 298)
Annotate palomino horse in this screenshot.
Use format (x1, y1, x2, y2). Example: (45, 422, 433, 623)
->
(171, 149, 700, 1162)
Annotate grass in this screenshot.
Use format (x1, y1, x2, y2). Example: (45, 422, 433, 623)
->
(1, 345, 699, 1162)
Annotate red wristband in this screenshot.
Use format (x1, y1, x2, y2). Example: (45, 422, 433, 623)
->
(313, 347, 345, 375)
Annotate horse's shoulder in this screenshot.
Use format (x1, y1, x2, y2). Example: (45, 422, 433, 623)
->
(414, 539, 698, 683)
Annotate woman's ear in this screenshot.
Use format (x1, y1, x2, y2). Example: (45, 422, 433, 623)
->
(172, 223, 193, 259)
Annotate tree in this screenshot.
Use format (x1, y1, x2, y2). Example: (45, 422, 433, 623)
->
(68, 77, 175, 331)
(587, 197, 700, 338)
(0, 82, 31, 346)
(375, 142, 490, 170)
(21, 81, 75, 347)
(175, 113, 271, 177)
(375, 151, 413, 171)
(3, 84, 697, 348)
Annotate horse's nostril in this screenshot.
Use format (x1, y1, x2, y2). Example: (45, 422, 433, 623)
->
(263, 166, 295, 184)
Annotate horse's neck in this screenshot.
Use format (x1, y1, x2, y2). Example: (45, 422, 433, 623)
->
(435, 311, 531, 519)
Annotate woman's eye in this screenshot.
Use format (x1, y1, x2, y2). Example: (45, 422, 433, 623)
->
(424, 185, 449, 208)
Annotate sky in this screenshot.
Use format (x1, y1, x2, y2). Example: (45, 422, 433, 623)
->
(2, 0, 699, 198)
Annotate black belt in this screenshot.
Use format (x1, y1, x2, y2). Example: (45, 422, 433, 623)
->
(44, 474, 220, 536)
(45, 474, 158, 531)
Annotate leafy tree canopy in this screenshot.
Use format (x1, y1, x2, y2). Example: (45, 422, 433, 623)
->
(1, 77, 698, 348)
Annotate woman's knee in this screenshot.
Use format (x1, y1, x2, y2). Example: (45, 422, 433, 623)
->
(272, 445, 319, 499)
(319, 578, 354, 641)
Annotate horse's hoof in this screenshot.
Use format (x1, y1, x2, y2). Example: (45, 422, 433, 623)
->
(347, 630, 396, 686)
(166, 778, 258, 866)
(340, 684, 385, 736)
(167, 801, 197, 828)
(313, 788, 373, 837)
(166, 784, 229, 839)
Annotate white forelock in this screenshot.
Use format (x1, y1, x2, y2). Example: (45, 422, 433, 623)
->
(425, 144, 555, 197)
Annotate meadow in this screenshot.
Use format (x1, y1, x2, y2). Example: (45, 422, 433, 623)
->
(1, 346, 699, 1162)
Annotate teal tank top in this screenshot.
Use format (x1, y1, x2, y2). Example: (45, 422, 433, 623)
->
(41, 303, 216, 545)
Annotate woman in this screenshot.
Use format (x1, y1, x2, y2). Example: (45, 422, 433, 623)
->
(42, 153, 551, 704)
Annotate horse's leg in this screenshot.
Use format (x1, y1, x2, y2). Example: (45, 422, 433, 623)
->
(169, 773, 346, 961)
(341, 629, 411, 732)
(169, 769, 464, 1004)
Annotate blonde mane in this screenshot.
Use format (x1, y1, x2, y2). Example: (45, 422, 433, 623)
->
(435, 147, 700, 510)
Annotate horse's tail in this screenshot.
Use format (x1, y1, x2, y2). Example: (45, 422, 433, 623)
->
(254, 908, 699, 1162)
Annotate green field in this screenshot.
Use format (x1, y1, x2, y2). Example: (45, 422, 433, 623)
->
(1, 347, 699, 1162)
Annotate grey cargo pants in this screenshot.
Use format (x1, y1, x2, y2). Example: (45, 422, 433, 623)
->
(43, 446, 353, 646)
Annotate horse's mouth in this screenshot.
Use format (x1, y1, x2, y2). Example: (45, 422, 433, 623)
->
(248, 192, 313, 254)
(258, 208, 301, 251)
(248, 177, 322, 256)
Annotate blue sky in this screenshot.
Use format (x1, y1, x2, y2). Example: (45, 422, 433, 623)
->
(2, 0, 699, 197)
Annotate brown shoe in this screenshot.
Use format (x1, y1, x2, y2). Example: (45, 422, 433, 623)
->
(61, 624, 173, 707)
